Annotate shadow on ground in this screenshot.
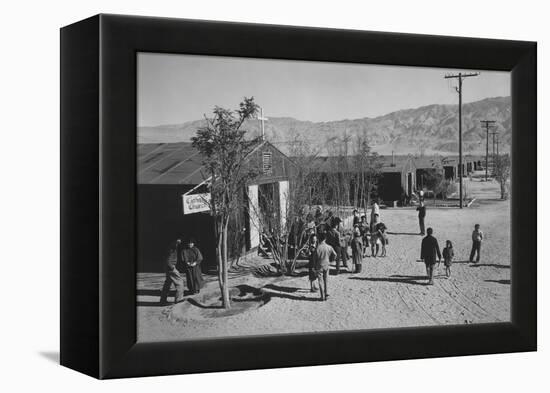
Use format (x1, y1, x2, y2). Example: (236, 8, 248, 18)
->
(349, 274, 429, 286)
(470, 264, 510, 269)
(137, 288, 198, 307)
(485, 279, 511, 285)
(38, 351, 59, 364)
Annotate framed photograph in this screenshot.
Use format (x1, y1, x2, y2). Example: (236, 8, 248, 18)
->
(61, 14, 536, 379)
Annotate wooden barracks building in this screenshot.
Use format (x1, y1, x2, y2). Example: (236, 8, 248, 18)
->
(137, 140, 296, 273)
(310, 153, 485, 206)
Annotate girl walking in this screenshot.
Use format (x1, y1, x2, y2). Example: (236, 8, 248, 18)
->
(442, 240, 454, 278)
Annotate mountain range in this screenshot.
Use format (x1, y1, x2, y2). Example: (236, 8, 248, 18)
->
(138, 96, 511, 156)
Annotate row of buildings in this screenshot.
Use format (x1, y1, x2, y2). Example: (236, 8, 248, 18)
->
(137, 140, 484, 272)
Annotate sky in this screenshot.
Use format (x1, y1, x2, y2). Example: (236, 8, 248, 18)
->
(137, 52, 510, 127)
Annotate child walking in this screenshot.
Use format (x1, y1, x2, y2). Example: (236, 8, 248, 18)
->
(469, 224, 483, 263)
(377, 221, 388, 257)
(308, 234, 318, 292)
(442, 240, 454, 278)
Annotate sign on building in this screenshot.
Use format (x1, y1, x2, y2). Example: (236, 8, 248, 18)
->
(182, 193, 211, 215)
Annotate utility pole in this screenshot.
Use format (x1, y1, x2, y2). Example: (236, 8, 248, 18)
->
(480, 120, 496, 182)
(444, 72, 479, 208)
(490, 130, 498, 175)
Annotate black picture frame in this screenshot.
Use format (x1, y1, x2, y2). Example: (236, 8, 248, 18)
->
(60, 14, 536, 379)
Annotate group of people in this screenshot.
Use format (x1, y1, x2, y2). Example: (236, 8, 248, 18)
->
(306, 200, 485, 297)
(159, 238, 204, 305)
(416, 193, 484, 284)
(305, 202, 390, 300)
(420, 223, 484, 284)
(159, 200, 486, 304)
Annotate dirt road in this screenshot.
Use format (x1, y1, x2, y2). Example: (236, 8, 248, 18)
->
(137, 179, 510, 342)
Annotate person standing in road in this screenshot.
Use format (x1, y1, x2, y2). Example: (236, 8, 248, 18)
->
(376, 221, 388, 257)
(182, 238, 204, 294)
(350, 227, 363, 273)
(352, 209, 361, 226)
(417, 201, 426, 235)
(370, 213, 381, 257)
(313, 232, 336, 301)
(337, 220, 350, 270)
(442, 240, 455, 278)
(308, 234, 319, 292)
(469, 224, 484, 263)
(420, 227, 441, 285)
(370, 199, 380, 226)
(326, 221, 343, 275)
(359, 215, 370, 257)
(160, 238, 185, 305)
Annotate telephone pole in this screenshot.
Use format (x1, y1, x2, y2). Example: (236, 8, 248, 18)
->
(480, 120, 496, 181)
(444, 72, 479, 208)
(490, 130, 499, 175)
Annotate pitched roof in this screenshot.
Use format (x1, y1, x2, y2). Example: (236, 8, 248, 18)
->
(412, 156, 444, 169)
(138, 142, 207, 184)
(138, 140, 295, 185)
(309, 154, 415, 173)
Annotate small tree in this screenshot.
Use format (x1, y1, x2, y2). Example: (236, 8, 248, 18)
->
(353, 136, 382, 212)
(494, 154, 511, 200)
(435, 178, 456, 200)
(192, 97, 261, 309)
(252, 134, 323, 275)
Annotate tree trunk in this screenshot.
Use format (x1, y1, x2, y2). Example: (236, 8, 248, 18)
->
(221, 219, 231, 309)
(216, 220, 226, 308)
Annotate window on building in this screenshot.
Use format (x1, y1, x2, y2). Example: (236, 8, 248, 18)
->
(262, 151, 272, 175)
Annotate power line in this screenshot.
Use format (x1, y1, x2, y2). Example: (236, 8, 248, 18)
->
(480, 120, 496, 182)
(444, 72, 480, 208)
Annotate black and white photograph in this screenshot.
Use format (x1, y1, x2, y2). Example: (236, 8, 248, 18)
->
(136, 53, 512, 342)
(1, 0, 543, 388)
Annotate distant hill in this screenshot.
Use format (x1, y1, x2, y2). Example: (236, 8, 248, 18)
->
(138, 96, 511, 156)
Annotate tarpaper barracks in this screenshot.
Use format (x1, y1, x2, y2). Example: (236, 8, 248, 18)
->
(138, 140, 483, 272)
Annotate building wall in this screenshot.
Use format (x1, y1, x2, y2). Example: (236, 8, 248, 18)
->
(402, 157, 416, 196)
(137, 184, 216, 273)
(279, 180, 289, 230)
(378, 172, 402, 202)
(379, 157, 417, 203)
(244, 142, 294, 185)
(247, 184, 260, 249)
(444, 165, 456, 180)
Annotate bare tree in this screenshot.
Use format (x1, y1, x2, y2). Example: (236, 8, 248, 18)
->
(192, 97, 261, 309)
(285, 135, 324, 273)
(251, 133, 324, 274)
(353, 135, 382, 213)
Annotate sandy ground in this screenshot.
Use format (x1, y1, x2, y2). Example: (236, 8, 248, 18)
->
(137, 177, 510, 342)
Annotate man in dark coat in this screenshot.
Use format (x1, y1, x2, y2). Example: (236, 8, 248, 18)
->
(417, 201, 426, 235)
(160, 239, 185, 305)
(182, 238, 203, 294)
(326, 222, 342, 275)
(420, 227, 441, 285)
